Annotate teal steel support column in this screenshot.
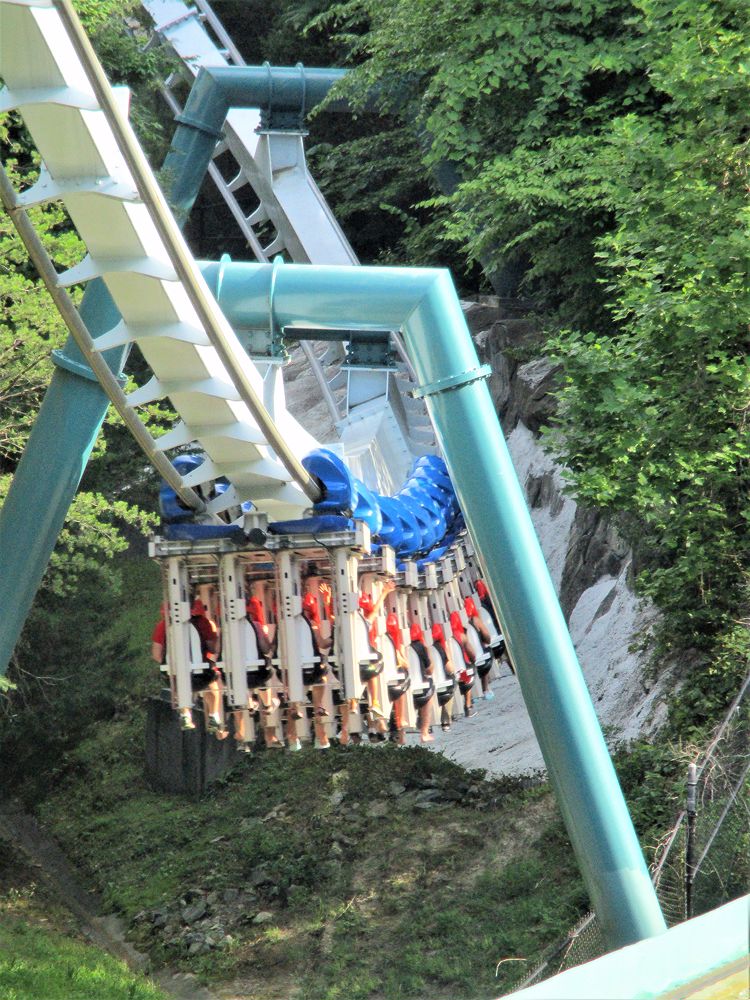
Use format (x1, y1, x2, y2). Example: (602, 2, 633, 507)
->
(400, 274, 667, 951)
(0, 282, 127, 674)
(198, 258, 667, 950)
(162, 65, 348, 225)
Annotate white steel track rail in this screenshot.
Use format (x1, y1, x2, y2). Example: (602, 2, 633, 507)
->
(142, 0, 357, 267)
(141, 0, 437, 490)
(142, 0, 350, 431)
(0, 162, 207, 514)
(0, 0, 319, 520)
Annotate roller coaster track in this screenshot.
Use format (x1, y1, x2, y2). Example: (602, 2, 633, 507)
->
(0, 0, 321, 521)
(140, 0, 437, 491)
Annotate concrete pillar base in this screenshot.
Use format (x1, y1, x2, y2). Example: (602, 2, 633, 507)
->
(145, 695, 240, 797)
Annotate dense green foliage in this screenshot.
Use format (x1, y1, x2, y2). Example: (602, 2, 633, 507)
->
(1, 558, 163, 800)
(207, 0, 473, 276)
(315, 0, 662, 321)
(546, 0, 750, 727)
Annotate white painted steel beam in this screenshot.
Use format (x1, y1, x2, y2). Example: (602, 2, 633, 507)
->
(0, 0, 318, 519)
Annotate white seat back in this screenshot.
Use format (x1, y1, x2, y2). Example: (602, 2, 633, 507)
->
(479, 607, 503, 647)
(354, 612, 380, 667)
(381, 635, 400, 684)
(242, 619, 264, 668)
(448, 636, 473, 678)
(296, 617, 319, 669)
(407, 646, 429, 692)
(466, 624, 490, 666)
(429, 644, 452, 689)
(384, 636, 415, 728)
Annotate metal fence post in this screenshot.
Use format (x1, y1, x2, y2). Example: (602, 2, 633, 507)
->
(685, 762, 698, 919)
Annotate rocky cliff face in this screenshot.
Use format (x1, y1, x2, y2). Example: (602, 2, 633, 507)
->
(428, 302, 673, 777)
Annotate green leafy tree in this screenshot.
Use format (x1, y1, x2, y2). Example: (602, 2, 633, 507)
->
(317, 0, 663, 322)
(547, 0, 749, 727)
(194, 0, 474, 275)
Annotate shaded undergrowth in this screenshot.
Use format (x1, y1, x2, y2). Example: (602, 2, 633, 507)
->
(9, 556, 700, 999)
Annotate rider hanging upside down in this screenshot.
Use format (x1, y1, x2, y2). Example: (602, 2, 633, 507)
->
(385, 611, 410, 745)
(449, 610, 477, 719)
(358, 579, 396, 736)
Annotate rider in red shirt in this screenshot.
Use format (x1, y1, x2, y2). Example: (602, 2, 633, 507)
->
(449, 611, 477, 718)
(358, 579, 395, 736)
(302, 590, 332, 750)
(410, 622, 434, 743)
(151, 604, 167, 664)
(385, 611, 409, 744)
(189, 599, 224, 735)
(431, 622, 458, 731)
(464, 595, 494, 701)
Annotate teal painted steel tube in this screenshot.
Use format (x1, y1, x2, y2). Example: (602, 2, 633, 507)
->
(0, 281, 127, 674)
(203, 66, 349, 124)
(198, 257, 667, 950)
(403, 278, 667, 951)
(199, 259, 439, 330)
(164, 65, 348, 225)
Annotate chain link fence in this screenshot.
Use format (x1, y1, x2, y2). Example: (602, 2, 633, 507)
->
(512, 670, 750, 991)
